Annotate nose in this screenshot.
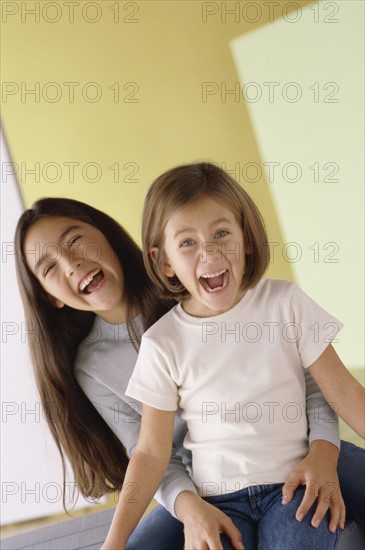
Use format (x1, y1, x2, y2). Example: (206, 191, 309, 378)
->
(201, 241, 223, 264)
(62, 256, 82, 278)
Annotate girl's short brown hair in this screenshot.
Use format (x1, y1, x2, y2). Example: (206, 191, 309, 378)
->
(142, 162, 269, 301)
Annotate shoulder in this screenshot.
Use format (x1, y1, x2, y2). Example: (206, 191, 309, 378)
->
(137, 304, 188, 366)
(143, 303, 180, 340)
(257, 278, 326, 311)
(74, 317, 103, 375)
(74, 315, 139, 381)
(255, 278, 297, 302)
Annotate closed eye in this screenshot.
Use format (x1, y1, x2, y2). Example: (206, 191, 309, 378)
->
(68, 235, 81, 248)
(44, 264, 55, 277)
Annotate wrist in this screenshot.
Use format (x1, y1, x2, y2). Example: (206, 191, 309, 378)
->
(174, 490, 203, 522)
(308, 439, 340, 468)
(309, 439, 339, 456)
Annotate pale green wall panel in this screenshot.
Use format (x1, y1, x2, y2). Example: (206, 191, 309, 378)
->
(231, 0, 364, 368)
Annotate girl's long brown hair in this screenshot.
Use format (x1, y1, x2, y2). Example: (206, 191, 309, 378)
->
(15, 198, 172, 506)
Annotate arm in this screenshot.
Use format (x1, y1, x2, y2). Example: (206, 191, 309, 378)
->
(284, 370, 345, 530)
(287, 344, 365, 528)
(286, 285, 363, 437)
(305, 369, 340, 448)
(154, 413, 200, 517)
(78, 366, 244, 548)
(174, 491, 245, 550)
(283, 440, 345, 531)
(76, 360, 200, 515)
(308, 344, 365, 439)
(101, 403, 245, 550)
(102, 404, 176, 549)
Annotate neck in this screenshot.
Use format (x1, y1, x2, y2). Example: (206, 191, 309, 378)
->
(97, 305, 128, 325)
(97, 304, 139, 325)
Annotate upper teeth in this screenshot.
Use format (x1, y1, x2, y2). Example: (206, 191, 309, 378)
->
(200, 269, 226, 279)
(79, 269, 100, 291)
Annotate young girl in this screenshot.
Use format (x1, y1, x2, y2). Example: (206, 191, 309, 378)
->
(101, 163, 365, 549)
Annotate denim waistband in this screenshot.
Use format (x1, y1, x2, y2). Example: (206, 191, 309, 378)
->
(204, 482, 283, 503)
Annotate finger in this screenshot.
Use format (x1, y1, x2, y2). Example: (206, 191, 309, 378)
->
(327, 482, 345, 530)
(322, 481, 343, 532)
(184, 532, 222, 550)
(327, 489, 346, 531)
(310, 494, 332, 529)
(282, 480, 300, 505)
(295, 482, 319, 521)
(206, 535, 223, 550)
(221, 519, 245, 550)
(184, 540, 209, 550)
(327, 502, 341, 533)
(339, 498, 346, 530)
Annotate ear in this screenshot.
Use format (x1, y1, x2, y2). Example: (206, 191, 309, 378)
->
(46, 293, 65, 309)
(150, 247, 175, 278)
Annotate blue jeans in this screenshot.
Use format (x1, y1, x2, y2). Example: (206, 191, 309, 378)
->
(126, 505, 184, 550)
(337, 440, 365, 523)
(127, 440, 364, 549)
(204, 483, 339, 549)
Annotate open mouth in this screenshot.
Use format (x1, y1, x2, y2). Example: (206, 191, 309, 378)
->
(199, 269, 229, 293)
(79, 269, 104, 294)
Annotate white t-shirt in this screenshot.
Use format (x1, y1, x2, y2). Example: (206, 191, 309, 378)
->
(126, 279, 343, 497)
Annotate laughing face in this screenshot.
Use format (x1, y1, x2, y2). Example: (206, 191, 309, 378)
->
(160, 195, 246, 317)
(24, 216, 127, 323)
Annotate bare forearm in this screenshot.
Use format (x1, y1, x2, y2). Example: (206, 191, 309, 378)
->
(103, 451, 169, 549)
(155, 451, 198, 516)
(174, 490, 203, 522)
(335, 381, 365, 439)
(308, 439, 339, 458)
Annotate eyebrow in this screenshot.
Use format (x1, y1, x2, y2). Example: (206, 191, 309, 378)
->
(34, 225, 81, 273)
(173, 217, 233, 239)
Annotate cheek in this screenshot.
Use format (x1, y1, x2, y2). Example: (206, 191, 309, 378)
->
(44, 274, 65, 295)
(45, 282, 62, 300)
(174, 252, 194, 270)
(227, 238, 245, 264)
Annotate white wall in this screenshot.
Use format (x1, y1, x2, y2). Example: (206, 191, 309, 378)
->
(0, 127, 98, 524)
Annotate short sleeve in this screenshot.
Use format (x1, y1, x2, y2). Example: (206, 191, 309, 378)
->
(126, 335, 179, 411)
(290, 284, 344, 369)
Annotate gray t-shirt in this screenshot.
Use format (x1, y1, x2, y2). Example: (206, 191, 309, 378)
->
(74, 314, 196, 517)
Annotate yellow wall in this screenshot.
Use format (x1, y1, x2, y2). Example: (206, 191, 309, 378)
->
(2, 0, 363, 371)
(1, 0, 310, 281)
(1, 3, 364, 527)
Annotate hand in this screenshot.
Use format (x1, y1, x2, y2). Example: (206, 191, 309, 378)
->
(174, 490, 245, 550)
(282, 440, 345, 532)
